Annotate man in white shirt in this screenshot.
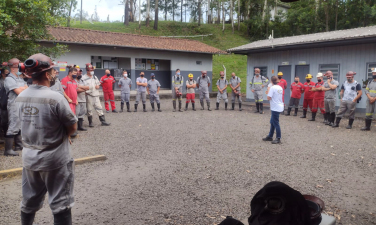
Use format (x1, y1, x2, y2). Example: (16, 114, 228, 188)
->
(263, 76, 284, 144)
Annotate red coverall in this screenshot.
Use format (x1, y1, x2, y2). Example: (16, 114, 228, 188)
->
(100, 75, 116, 111)
(278, 78, 288, 103)
(302, 81, 316, 111)
(312, 81, 325, 114)
(61, 76, 78, 114)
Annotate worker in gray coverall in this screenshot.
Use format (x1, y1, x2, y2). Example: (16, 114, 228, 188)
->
(76, 73, 89, 131)
(4, 58, 27, 156)
(197, 70, 211, 111)
(135, 71, 148, 112)
(16, 53, 77, 225)
(362, 68, 376, 131)
(215, 71, 228, 110)
(322, 71, 339, 126)
(147, 73, 162, 112)
(229, 72, 242, 111)
(172, 68, 184, 112)
(118, 70, 132, 112)
(250, 68, 268, 114)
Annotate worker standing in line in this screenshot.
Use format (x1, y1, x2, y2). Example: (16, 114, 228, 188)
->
(76, 72, 89, 131)
(172, 69, 184, 112)
(185, 73, 196, 111)
(215, 71, 228, 110)
(361, 68, 376, 131)
(285, 77, 303, 116)
(118, 70, 132, 112)
(229, 72, 242, 111)
(250, 68, 268, 114)
(309, 73, 325, 121)
(135, 72, 148, 112)
(277, 72, 287, 115)
(197, 70, 211, 111)
(322, 71, 339, 125)
(100, 69, 117, 113)
(300, 74, 315, 118)
(147, 73, 162, 112)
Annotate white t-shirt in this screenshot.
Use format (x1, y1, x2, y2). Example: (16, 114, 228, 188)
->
(267, 84, 284, 112)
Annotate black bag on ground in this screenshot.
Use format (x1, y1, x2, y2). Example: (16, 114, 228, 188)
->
(218, 216, 244, 225)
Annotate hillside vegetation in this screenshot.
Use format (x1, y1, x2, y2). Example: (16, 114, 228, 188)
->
(70, 21, 249, 92)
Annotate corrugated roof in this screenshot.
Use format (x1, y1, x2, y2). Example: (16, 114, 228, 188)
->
(46, 27, 225, 54)
(228, 25, 376, 53)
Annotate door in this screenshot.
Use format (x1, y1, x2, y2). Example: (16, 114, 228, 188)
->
(278, 65, 292, 105)
(295, 65, 310, 105)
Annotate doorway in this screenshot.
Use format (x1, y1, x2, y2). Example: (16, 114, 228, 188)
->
(295, 65, 310, 105)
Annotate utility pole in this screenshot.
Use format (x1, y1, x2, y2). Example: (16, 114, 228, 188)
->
(80, 0, 83, 24)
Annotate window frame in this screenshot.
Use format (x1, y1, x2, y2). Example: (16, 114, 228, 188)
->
(318, 64, 340, 82)
(366, 62, 376, 81)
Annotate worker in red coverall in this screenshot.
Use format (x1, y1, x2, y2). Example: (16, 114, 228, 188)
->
(285, 76, 304, 116)
(277, 71, 287, 115)
(300, 74, 315, 118)
(100, 69, 118, 113)
(61, 67, 78, 114)
(308, 72, 325, 121)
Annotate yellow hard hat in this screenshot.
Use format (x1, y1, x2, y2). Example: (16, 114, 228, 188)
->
(305, 74, 313, 79)
(188, 73, 193, 78)
(277, 72, 283, 76)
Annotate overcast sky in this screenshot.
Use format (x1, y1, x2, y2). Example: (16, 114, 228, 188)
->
(73, 0, 125, 22)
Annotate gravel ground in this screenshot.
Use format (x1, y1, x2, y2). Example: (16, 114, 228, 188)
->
(0, 99, 375, 225)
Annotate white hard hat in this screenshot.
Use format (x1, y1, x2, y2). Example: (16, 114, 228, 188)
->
(372, 68, 376, 73)
(316, 73, 323, 78)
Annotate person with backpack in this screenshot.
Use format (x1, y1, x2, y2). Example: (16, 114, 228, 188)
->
(215, 71, 228, 110)
(147, 73, 162, 112)
(322, 71, 339, 125)
(250, 68, 269, 114)
(197, 70, 211, 111)
(4, 58, 27, 156)
(332, 71, 362, 129)
(185, 73, 196, 111)
(172, 69, 184, 112)
(229, 72, 242, 111)
(362, 68, 376, 131)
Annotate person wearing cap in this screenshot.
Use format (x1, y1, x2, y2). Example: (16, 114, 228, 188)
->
(147, 73, 162, 112)
(3, 58, 27, 156)
(61, 67, 78, 114)
(135, 71, 148, 112)
(229, 72, 242, 111)
(172, 69, 184, 112)
(309, 73, 326, 121)
(100, 69, 117, 113)
(76, 71, 89, 131)
(250, 68, 269, 114)
(301, 74, 315, 118)
(82, 63, 111, 126)
(321, 71, 339, 125)
(118, 70, 132, 112)
(185, 73, 196, 111)
(285, 76, 303, 116)
(197, 70, 212, 111)
(216, 71, 228, 110)
(277, 72, 287, 115)
(332, 71, 362, 129)
(362, 68, 376, 131)
(16, 53, 77, 225)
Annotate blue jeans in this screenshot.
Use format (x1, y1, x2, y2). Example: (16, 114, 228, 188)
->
(268, 111, 281, 139)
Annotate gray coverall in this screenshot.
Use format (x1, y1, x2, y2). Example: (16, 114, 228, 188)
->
(324, 79, 339, 113)
(82, 74, 105, 117)
(76, 79, 87, 119)
(172, 75, 184, 101)
(216, 79, 228, 103)
(50, 79, 65, 96)
(197, 76, 211, 103)
(119, 77, 132, 103)
(250, 75, 268, 103)
(148, 79, 161, 104)
(136, 77, 147, 104)
(365, 80, 376, 119)
(229, 76, 242, 103)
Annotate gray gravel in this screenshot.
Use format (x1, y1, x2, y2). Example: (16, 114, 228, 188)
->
(0, 99, 376, 225)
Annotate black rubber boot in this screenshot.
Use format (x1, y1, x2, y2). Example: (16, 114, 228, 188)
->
(308, 112, 316, 121)
(134, 104, 138, 112)
(239, 103, 242, 111)
(88, 116, 94, 127)
(185, 103, 189, 111)
(285, 108, 291, 116)
(21, 211, 36, 225)
(207, 102, 212, 111)
(272, 138, 281, 144)
(151, 103, 155, 112)
(293, 108, 298, 116)
(173, 101, 176, 112)
(215, 102, 219, 110)
(231, 103, 235, 110)
(324, 113, 331, 125)
(54, 209, 72, 225)
(143, 104, 147, 112)
(192, 103, 196, 111)
(346, 119, 354, 129)
(254, 103, 259, 113)
(77, 118, 87, 131)
(259, 103, 263, 114)
(99, 115, 111, 126)
(300, 110, 307, 118)
(157, 103, 162, 112)
(361, 119, 372, 131)
(332, 117, 341, 128)
(70, 131, 77, 138)
(225, 103, 228, 110)
(200, 101, 204, 110)
(120, 103, 124, 112)
(126, 102, 130, 112)
(112, 109, 118, 113)
(178, 101, 183, 112)
(14, 132, 23, 151)
(4, 137, 18, 156)
(323, 113, 328, 124)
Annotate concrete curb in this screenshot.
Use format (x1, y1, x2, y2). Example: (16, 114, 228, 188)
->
(0, 155, 107, 180)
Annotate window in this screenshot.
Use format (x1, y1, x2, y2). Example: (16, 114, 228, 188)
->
(367, 63, 376, 80)
(254, 66, 267, 77)
(196, 61, 202, 65)
(319, 64, 340, 81)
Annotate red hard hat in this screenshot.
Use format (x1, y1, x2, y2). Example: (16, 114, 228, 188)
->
(21, 54, 54, 76)
(86, 63, 94, 71)
(346, 71, 356, 77)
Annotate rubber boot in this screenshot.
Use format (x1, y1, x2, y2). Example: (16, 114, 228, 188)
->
(192, 103, 196, 111)
(225, 103, 228, 110)
(143, 104, 147, 112)
(285, 108, 291, 116)
(300, 110, 307, 118)
(231, 103, 235, 110)
(332, 117, 341, 128)
(254, 103, 259, 113)
(328, 113, 336, 126)
(77, 118, 87, 131)
(54, 209, 72, 225)
(207, 102, 212, 111)
(21, 211, 36, 225)
(134, 104, 138, 112)
(239, 103, 242, 111)
(173, 101, 176, 112)
(346, 119, 354, 129)
(126, 102, 130, 112)
(215, 103, 219, 110)
(4, 137, 18, 156)
(14, 132, 23, 151)
(323, 113, 328, 124)
(293, 108, 298, 116)
(120, 103, 124, 112)
(259, 103, 263, 114)
(361, 119, 372, 131)
(112, 109, 118, 113)
(185, 103, 189, 111)
(324, 113, 331, 125)
(99, 115, 111, 126)
(200, 101, 204, 110)
(157, 103, 162, 112)
(88, 116, 94, 127)
(151, 103, 155, 112)
(178, 101, 183, 112)
(308, 112, 316, 121)
(70, 131, 77, 138)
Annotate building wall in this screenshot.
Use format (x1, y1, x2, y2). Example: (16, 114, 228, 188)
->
(246, 42, 376, 110)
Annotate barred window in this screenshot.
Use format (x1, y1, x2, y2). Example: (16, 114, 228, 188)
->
(254, 67, 268, 78)
(319, 64, 340, 82)
(367, 63, 376, 80)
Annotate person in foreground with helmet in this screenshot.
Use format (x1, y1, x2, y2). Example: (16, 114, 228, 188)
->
(362, 68, 376, 131)
(82, 63, 111, 126)
(250, 68, 268, 114)
(229, 72, 242, 111)
(197, 70, 212, 111)
(172, 69, 184, 112)
(322, 71, 339, 125)
(3, 58, 27, 156)
(300, 74, 315, 118)
(332, 71, 362, 129)
(118, 70, 132, 112)
(285, 76, 303, 116)
(263, 76, 283, 144)
(185, 73, 196, 111)
(277, 72, 287, 115)
(308, 73, 326, 122)
(216, 71, 228, 110)
(147, 73, 162, 112)
(15, 53, 77, 225)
